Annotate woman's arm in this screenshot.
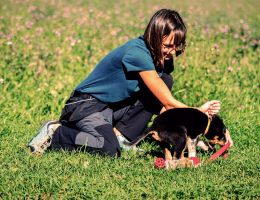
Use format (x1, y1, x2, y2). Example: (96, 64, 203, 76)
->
(139, 70, 221, 115)
(139, 70, 188, 110)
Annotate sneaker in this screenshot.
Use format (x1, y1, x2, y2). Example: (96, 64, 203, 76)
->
(116, 135, 144, 152)
(117, 135, 132, 151)
(28, 120, 60, 154)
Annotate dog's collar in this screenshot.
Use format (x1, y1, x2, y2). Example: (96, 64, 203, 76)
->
(204, 117, 211, 135)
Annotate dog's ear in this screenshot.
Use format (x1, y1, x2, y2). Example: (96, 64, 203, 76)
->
(209, 113, 222, 120)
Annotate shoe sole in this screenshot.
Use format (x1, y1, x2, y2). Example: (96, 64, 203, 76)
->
(28, 120, 59, 153)
(117, 135, 145, 152)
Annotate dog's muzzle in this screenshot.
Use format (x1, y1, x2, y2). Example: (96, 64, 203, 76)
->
(208, 129, 232, 147)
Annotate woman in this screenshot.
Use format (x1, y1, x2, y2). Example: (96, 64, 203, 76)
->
(29, 9, 220, 157)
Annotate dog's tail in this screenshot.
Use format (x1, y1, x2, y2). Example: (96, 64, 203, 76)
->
(123, 126, 154, 147)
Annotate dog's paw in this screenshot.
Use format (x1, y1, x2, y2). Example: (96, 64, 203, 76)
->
(165, 159, 178, 170)
(197, 140, 209, 151)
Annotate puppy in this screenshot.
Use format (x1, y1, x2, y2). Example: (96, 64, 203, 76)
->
(124, 108, 232, 166)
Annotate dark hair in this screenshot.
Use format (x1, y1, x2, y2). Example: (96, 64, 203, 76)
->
(144, 9, 187, 69)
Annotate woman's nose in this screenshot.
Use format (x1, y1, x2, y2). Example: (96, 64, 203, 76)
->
(169, 48, 176, 55)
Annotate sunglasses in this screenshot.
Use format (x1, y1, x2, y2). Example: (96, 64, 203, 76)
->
(162, 43, 186, 57)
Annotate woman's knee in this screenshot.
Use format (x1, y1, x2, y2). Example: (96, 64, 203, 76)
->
(94, 124, 121, 157)
(100, 140, 121, 157)
(84, 139, 120, 157)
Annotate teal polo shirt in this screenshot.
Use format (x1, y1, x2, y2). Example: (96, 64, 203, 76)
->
(76, 36, 157, 103)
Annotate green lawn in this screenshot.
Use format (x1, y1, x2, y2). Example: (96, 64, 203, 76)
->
(0, 0, 259, 199)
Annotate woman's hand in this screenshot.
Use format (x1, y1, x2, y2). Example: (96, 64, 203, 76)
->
(199, 100, 221, 116)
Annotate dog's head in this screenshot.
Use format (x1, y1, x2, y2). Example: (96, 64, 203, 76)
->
(205, 115, 231, 147)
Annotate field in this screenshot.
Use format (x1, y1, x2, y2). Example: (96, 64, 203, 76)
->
(0, 0, 259, 199)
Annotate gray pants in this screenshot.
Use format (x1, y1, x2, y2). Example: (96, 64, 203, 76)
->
(74, 105, 130, 149)
(50, 73, 173, 157)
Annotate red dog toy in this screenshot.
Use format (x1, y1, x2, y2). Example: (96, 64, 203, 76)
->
(190, 157, 201, 166)
(154, 157, 201, 169)
(154, 157, 166, 169)
(208, 141, 230, 161)
(154, 141, 231, 170)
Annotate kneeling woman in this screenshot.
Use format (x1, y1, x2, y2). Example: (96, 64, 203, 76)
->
(28, 9, 220, 157)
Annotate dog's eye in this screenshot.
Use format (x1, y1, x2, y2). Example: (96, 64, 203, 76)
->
(219, 136, 225, 141)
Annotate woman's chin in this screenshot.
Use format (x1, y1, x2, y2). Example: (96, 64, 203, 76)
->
(164, 56, 171, 60)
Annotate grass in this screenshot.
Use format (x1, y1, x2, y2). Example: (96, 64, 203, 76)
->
(0, 0, 259, 199)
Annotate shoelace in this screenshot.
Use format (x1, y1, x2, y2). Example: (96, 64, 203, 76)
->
(39, 128, 55, 150)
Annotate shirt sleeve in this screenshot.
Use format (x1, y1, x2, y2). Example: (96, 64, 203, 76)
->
(122, 46, 155, 72)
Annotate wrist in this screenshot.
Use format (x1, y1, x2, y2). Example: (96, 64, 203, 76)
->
(197, 106, 203, 112)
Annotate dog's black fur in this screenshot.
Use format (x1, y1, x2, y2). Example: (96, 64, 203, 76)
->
(125, 108, 227, 160)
